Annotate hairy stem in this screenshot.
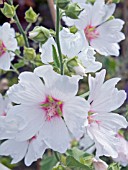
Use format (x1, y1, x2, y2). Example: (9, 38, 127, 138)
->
(56, 6, 64, 75)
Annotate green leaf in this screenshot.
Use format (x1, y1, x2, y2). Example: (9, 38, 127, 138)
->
(66, 148, 93, 170)
(108, 163, 121, 170)
(14, 61, 25, 69)
(52, 45, 60, 68)
(66, 156, 92, 170)
(41, 155, 58, 170)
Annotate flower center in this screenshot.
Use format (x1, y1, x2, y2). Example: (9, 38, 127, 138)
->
(1, 112, 7, 117)
(41, 96, 63, 121)
(0, 40, 7, 57)
(84, 25, 99, 42)
(88, 115, 101, 125)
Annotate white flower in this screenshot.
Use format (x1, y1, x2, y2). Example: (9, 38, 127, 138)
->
(113, 134, 128, 167)
(83, 69, 128, 158)
(72, 0, 125, 56)
(7, 65, 90, 153)
(40, 28, 102, 75)
(0, 133, 47, 166)
(93, 158, 108, 170)
(0, 23, 18, 70)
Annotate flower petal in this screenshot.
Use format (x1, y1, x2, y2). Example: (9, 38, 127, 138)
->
(40, 117, 70, 153)
(63, 97, 90, 139)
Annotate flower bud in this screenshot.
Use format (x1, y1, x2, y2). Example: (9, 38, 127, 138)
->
(23, 47, 36, 60)
(16, 33, 25, 47)
(70, 26, 78, 34)
(65, 3, 83, 19)
(56, 0, 71, 9)
(1, 2, 16, 18)
(67, 57, 85, 76)
(29, 26, 50, 43)
(25, 7, 38, 23)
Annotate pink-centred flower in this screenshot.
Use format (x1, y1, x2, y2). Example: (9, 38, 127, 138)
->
(7, 65, 90, 154)
(83, 69, 128, 158)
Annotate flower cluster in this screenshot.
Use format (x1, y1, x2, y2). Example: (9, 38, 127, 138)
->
(0, 0, 127, 169)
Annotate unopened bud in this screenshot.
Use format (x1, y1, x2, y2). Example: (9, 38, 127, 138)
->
(70, 26, 78, 34)
(23, 47, 36, 60)
(16, 33, 25, 47)
(1, 2, 16, 18)
(56, 0, 71, 9)
(25, 7, 38, 23)
(29, 26, 50, 43)
(65, 3, 83, 19)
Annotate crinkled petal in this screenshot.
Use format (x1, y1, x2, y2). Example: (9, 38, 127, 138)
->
(40, 37, 56, 64)
(25, 138, 47, 166)
(0, 140, 28, 164)
(7, 72, 45, 105)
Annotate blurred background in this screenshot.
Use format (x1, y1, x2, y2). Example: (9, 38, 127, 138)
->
(0, 0, 128, 169)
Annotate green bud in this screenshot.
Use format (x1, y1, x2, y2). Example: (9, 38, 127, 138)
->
(23, 47, 36, 60)
(65, 3, 83, 19)
(56, 0, 71, 9)
(25, 7, 38, 23)
(70, 26, 78, 34)
(16, 33, 25, 47)
(1, 2, 16, 18)
(29, 26, 50, 43)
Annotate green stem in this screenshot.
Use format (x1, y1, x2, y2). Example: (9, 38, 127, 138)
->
(56, 6, 64, 75)
(25, 23, 32, 32)
(11, 64, 20, 75)
(7, 0, 29, 47)
(14, 14, 29, 47)
(54, 151, 60, 162)
(80, 91, 90, 98)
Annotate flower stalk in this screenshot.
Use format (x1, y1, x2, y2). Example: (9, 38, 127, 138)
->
(56, 6, 64, 75)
